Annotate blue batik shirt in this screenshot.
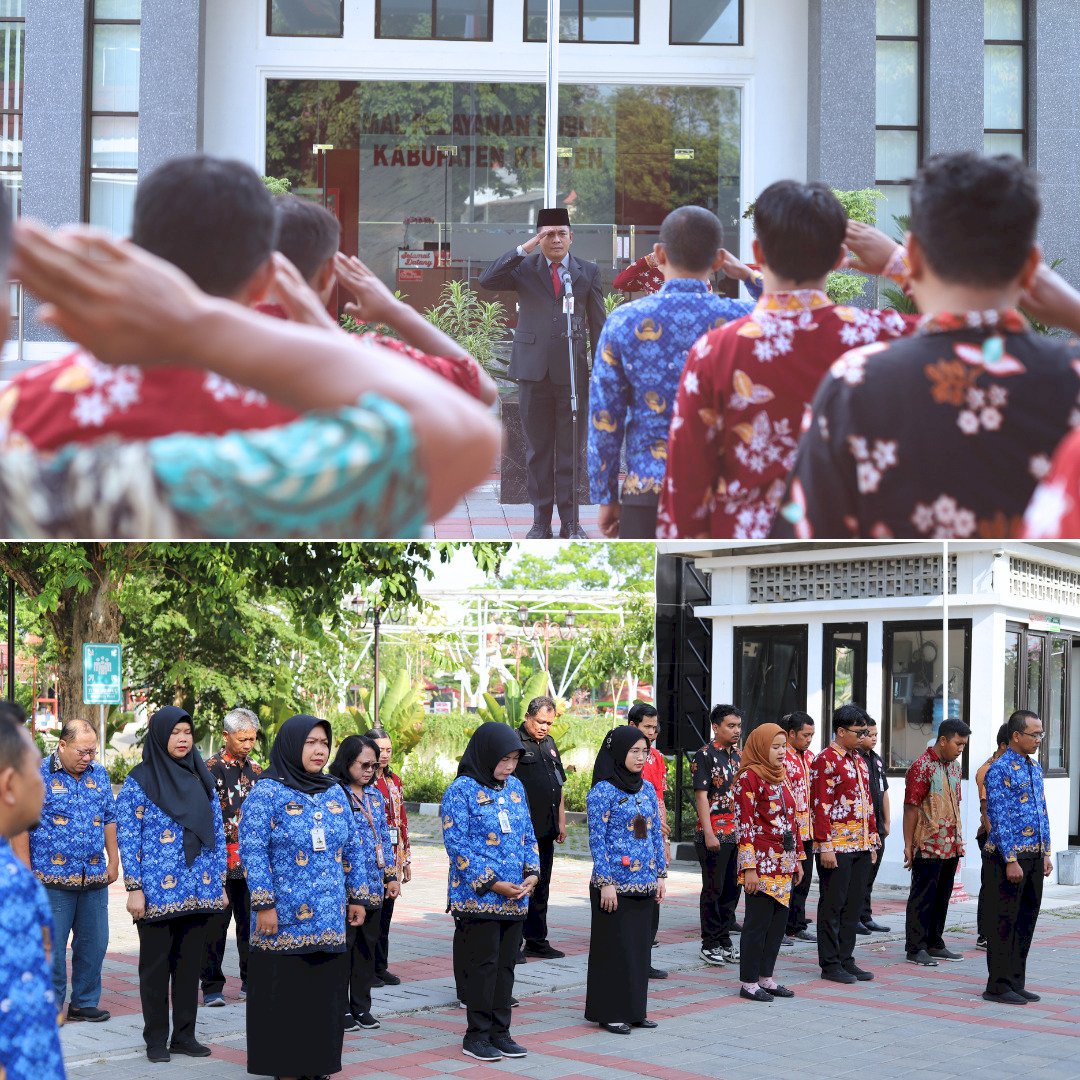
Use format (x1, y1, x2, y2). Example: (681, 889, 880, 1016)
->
(441, 774, 540, 920)
(588, 278, 760, 504)
(29, 754, 116, 891)
(115, 777, 227, 921)
(346, 785, 398, 909)
(0, 837, 65, 1080)
(984, 748, 1052, 861)
(239, 779, 366, 954)
(586, 780, 667, 894)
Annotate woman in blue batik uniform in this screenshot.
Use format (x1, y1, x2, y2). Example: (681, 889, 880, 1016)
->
(441, 722, 540, 1063)
(115, 706, 227, 1063)
(239, 714, 366, 1080)
(329, 734, 399, 1032)
(585, 725, 667, 1034)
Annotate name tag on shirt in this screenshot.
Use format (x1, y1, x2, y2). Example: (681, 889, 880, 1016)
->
(389, 827, 400, 846)
(498, 810, 512, 834)
(311, 827, 327, 852)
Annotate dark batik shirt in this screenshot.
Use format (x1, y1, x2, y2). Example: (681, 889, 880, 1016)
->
(690, 742, 741, 841)
(205, 750, 262, 878)
(771, 309, 1080, 539)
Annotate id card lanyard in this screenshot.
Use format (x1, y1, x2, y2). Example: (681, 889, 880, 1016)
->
(356, 790, 386, 869)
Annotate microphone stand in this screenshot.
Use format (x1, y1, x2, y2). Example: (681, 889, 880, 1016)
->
(559, 266, 581, 536)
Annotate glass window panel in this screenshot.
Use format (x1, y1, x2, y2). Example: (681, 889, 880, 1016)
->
(1025, 635, 1043, 717)
(876, 0, 917, 37)
(985, 43, 1023, 130)
(984, 131, 1024, 157)
(0, 21, 22, 114)
(1004, 629, 1021, 719)
(91, 115, 138, 170)
(671, 0, 739, 44)
(0, 110, 20, 169)
(89, 172, 137, 237)
(0, 171, 20, 216)
(876, 40, 919, 126)
(435, 0, 489, 39)
(985, 0, 1023, 40)
(0, 1, 23, 18)
(95, 0, 140, 17)
(875, 184, 910, 236)
(875, 129, 918, 182)
(582, 0, 634, 42)
(1047, 637, 1067, 771)
(92, 24, 140, 112)
(270, 0, 343, 36)
(886, 624, 968, 770)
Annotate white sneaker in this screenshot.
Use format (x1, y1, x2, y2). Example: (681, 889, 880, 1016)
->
(720, 945, 740, 964)
(700, 946, 726, 965)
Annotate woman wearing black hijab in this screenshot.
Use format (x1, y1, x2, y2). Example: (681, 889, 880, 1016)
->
(441, 722, 540, 1063)
(115, 706, 227, 1062)
(329, 735, 398, 1032)
(239, 715, 366, 1080)
(584, 726, 667, 1034)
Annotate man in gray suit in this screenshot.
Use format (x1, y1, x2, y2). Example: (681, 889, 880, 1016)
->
(479, 209, 606, 538)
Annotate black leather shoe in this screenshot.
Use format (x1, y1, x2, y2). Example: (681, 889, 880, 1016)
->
(794, 929, 817, 942)
(864, 919, 891, 933)
(739, 987, 774, 1002)
(842, 962, 874, 982)
(763, 985, 795, 998)
(559, 522, 589, 539)
(526, 523, 553, 539)
(631, 1019, 659, 1028)
(982, 989, 1028, 1005)
(524, 942, 565, 959)
(1016, 988, 1041, 1002)
(821, 968, 857, 984)
(146, 1047, 170, 1064)
(377, 970, 402, 986)
(169, 1040, 212, 1057)
(648, 967, 668, 980)
(67, 1006, 111, 1022)
(855, 922, 872, 935)
(601, 1022, 631, 1034)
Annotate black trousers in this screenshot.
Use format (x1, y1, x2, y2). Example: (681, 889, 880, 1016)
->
(618, 498, 660, 540)
(740, 892, 789, 984)
(976, 832, 988, 940)
(523, 833, 556, 947)
(374, 894, 396, 973)
(859, 842, 885, 923)
(652, 896, 660, 942)
(694, 838, 740, 949)
(786, 839, 814, 933)
(455, 917, 521, 1041)
(816, 850, 872, 972)
(905, 855, 958, 955)
(200, 876, 251, 995)
(137, 913, 210, 1050)
(518, 375, 588, 526)
(984, 854, 1044, 995)
(346, 911, 382, 1017)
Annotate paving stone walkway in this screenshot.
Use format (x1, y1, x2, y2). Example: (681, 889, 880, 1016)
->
(60, 836, 1080, 1080)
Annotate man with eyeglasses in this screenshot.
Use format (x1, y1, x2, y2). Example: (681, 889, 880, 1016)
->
(981, 709, 1053, 1005)
(808, 704, 879, 985)
(11, 717, 118, 1022)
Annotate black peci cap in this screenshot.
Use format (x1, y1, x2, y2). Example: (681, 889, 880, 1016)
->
(536, 207, 570, 228)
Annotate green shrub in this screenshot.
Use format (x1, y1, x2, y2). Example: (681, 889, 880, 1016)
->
(400, 760, 453, 804)
(562, 768, 593, 813)
(107, 756, 135, 786)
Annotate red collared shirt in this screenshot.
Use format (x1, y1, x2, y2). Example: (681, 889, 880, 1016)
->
(640, 746, 666, 807)
(783, 745, 815, 842)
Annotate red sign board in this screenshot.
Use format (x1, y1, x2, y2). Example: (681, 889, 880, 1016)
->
(398, 268, 423, 282)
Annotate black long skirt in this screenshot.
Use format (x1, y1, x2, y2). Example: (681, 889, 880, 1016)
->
(246, 947, 347, 1077)
(584, 887, 652, 1024)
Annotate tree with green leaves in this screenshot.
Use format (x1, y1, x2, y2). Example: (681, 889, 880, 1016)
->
(495, 541, 655, 592)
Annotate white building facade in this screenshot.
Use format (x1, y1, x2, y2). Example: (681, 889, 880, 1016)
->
(658, 542, 1080, 888)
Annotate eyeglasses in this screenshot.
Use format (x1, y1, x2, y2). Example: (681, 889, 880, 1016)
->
(70, 748, 97, 760)
(627, 748, 650, 758)
(1021, 731, 1045, 741)
(841, 727, 871, 738)
(357, 761, 377, 769)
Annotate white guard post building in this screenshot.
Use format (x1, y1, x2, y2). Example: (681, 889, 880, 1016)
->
(656, 542, 1080, 889)
(8, 0, 1079, 366)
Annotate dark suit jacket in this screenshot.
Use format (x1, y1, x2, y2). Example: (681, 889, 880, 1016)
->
(478, 248, 606, 385)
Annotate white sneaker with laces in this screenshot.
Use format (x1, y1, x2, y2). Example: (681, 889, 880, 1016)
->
(699, 946, 726, 966)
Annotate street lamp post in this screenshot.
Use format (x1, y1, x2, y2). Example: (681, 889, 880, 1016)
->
(351, 593, 404, 728)
(5, 577, 14, 703)
(517, 605, 576, 676)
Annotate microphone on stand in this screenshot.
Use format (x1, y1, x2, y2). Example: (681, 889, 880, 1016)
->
(559, 267, 574, 311)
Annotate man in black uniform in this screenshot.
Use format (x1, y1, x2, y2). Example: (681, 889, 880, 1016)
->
(478, 208, 606, 539)
(858, 719, 892, 934)
(515, 695, 567, 958)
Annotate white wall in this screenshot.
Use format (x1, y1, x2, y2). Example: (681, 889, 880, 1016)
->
(202, 0, 810, 255)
